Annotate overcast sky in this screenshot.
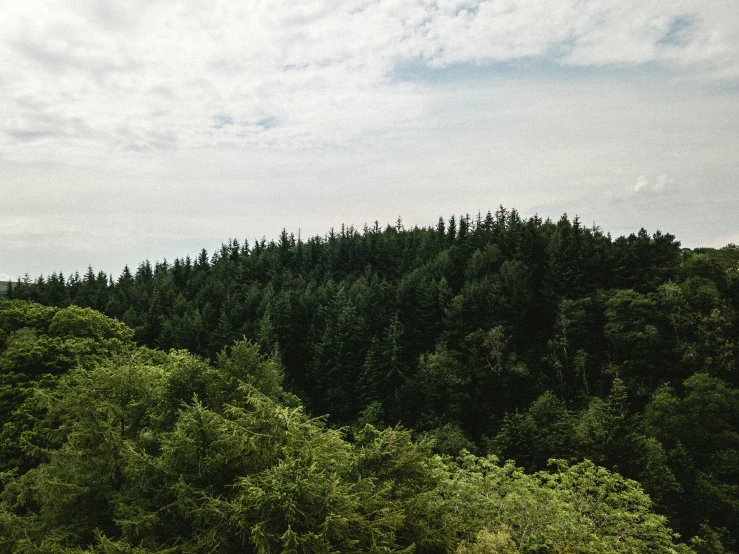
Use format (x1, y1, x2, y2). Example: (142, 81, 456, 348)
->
(1, 0, 738, 281)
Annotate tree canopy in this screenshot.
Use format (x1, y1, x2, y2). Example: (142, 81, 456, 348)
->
(0, 302, 693, 552)
(5, 210, 739, 550)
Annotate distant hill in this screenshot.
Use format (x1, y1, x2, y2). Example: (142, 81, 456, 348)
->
(0, 281, 10, 299)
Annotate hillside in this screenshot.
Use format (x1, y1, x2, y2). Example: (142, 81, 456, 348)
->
(7, 209, 739, 550)
(0, 299, 695, 552)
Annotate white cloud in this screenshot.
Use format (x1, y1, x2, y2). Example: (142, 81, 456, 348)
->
(633, 175, 649, 192)
(628, 173, 675, 195)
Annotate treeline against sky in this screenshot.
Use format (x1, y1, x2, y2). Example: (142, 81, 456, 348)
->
(8, 207, 739, 549)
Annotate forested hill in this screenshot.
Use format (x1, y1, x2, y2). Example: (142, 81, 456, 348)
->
(9, 208, 739, 548)
(0, 302, 696, 552)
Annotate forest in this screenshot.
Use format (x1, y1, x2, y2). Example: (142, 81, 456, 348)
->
(2, 208, 739, 552)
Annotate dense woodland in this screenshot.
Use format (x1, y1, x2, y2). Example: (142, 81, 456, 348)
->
(3, 208, 739, 552)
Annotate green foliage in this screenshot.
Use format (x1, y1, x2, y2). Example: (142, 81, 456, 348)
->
(0, 307, 693, 553)
(48, 305, 134, 343)
(0, 337, 418, 553)
(641, 374, 739, 540)
(216, 338, 286, 401)
(5, 210, 738, 548)
(0, 301, 137, 473)
(0, 300, 57, 344)
(433, 453, 691, 553)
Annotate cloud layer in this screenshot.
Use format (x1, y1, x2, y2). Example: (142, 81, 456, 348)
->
(2, 0, 737, 159)
(1, 0, 738, 278)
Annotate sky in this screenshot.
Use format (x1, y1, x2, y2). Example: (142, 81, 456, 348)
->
(1, 0, 738, 281)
